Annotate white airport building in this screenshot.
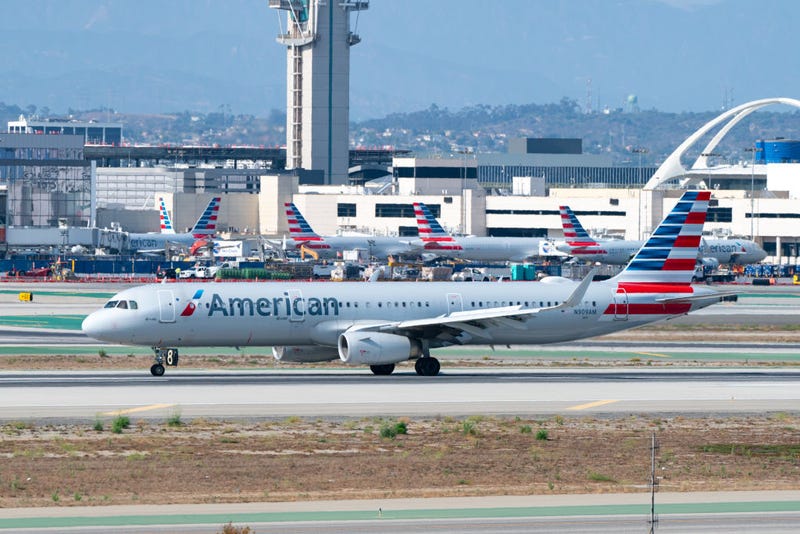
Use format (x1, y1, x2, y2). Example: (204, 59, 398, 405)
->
(2, 99, 800, 263)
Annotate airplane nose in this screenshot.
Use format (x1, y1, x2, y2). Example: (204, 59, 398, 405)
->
(82, 312, 109, 341)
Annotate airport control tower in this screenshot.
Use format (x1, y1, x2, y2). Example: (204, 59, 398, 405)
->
(269, 0, 368, 185)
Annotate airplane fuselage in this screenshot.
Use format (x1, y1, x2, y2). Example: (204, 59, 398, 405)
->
(127, 232, 198, 253)
(286, 236, 421, 260)
(559, 238, 765, 266)
(82, 279, 715, 350)
(424, 237, 551, 262)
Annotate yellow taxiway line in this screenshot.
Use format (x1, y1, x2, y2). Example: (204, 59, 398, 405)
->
(101, 403, 175, 416)
(566, 399, 619, 411)
(636, 351, 671, 358)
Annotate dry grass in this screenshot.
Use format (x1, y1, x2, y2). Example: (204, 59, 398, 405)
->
(0, 415, 798, 508)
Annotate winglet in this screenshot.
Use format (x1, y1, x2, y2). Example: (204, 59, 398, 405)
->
(559, 267, 597, 309)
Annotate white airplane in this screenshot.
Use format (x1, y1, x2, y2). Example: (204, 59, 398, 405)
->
(281, 202, 421, 260)
(83, 191, 729, 377)
(556, 205, 767, 266)
(413, 202, 560, 262)
(127, 196, 221, 253)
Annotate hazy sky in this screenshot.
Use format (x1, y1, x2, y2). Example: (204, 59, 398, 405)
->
(1, 0, 797, 118)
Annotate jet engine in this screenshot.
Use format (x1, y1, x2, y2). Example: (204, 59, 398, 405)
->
(272, 345, 340, 363)
(699, 257, 720, 270)
(338, 331, 422, 366)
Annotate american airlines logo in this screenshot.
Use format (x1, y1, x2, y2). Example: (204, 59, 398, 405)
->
(206, 293, 341, 318)
(180, 289, 205, 316)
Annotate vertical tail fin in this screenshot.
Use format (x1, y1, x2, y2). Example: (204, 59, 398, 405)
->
(158, 197, 175, 234)
(413, 202, 461, 250)
(615, 191, 710, 285)
(284, 202, 324, 242)
(559, 206, 597, 246)
(190, 196, 221, 237)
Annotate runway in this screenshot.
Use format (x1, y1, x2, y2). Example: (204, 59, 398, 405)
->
(2, 492, 800, 533)
(0, 283, 799, 532)
(1, 368, 799, 422)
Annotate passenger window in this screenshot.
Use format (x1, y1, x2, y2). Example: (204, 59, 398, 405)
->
(378, 302, 382, 308)
(402, 302, 406, 307)
(129, 301, 138, 310)
(104, 301, 118, 309)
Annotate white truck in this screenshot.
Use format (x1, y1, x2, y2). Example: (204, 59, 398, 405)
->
(451, 267, 495, 282)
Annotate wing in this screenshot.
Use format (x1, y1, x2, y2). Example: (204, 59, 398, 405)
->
(351, 268, 597, 341)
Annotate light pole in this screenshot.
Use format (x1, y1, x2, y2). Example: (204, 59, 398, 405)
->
(745, 146, 762, 241)
(631, 147, 648, 240)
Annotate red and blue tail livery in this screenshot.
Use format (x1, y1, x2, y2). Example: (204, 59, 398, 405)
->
(158, 197, 175, 234)
(559, 205, 598, 247)
(190, 197, 221, 238)
(615, 191, 709, 284)
(284, 202, 331, 250)
(413, 202, 463, 251)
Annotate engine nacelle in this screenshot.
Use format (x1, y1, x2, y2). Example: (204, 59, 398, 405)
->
(338, 331, 422, 366)
(272, 345, 340, 363)
(699, 257, 720, 270)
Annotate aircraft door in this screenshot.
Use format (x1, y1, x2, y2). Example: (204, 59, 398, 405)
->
(613, 289, 628, 321)
(446, 293, 463, 315)
(287, 289, 305, 323)
(157, 290, 176, 323)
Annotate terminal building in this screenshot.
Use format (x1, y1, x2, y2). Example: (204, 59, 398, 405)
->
(1, 112, 800, 263)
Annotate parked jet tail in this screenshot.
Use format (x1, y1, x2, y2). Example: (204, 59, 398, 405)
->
(284, 202, 330, 250)
(559, 205, 598, 246)
(158, 197, 175, 234)
(614, 191, 711, 285)
(413, 202, 463, 250)
(189, 196, 221, 238)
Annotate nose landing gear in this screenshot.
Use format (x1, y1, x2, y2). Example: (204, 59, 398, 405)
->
(150, 347, 179, 376)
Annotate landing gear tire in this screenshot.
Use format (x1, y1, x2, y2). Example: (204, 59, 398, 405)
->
(150, 347, 178, 376)
(415, 357, 440, 376)
(370, 363, 395, 375)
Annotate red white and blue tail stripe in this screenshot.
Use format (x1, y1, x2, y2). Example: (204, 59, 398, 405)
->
(559, 206, 598, 247)
(615, 191, 710, 285)
(158, 197, 175, 234)
(284, 202, 330, 249)
(413, 202, 463, 251)
(190, 196, 221, 238)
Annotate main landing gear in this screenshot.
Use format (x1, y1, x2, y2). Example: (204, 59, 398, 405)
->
(415, 356, 440, 376)
(150, 347, 179, 376)
(370, 363, 395, 375)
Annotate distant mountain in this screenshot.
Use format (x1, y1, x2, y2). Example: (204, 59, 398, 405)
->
(2, 0, 798, 118)
(5, 98, 799, 168)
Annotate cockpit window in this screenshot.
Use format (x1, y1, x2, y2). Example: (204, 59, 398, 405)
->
(104, 300, 137, 310)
